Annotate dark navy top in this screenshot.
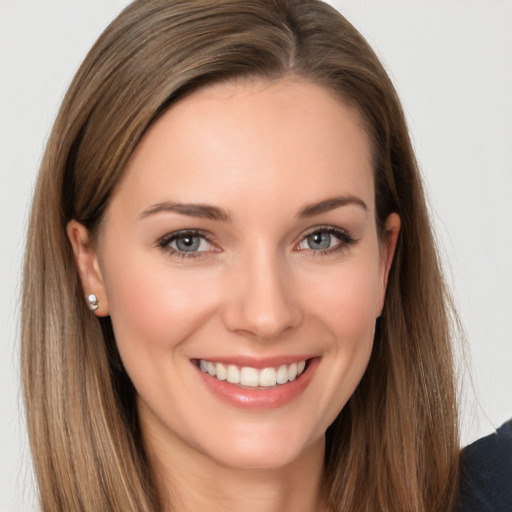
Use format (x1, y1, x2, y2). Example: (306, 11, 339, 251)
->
(457, 419, 512, 511)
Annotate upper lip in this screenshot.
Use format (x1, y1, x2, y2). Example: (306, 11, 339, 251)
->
(193, 355, 317, 369)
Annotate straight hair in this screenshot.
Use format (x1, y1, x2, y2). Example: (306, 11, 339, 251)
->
(22, 1, 460, 510)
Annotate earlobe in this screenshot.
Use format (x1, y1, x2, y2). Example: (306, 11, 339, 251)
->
(377, 212, 401, 315)
(66, 220, 110, 316)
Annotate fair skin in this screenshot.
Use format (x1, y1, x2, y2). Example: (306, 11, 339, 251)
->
(68, 78, 400, 512)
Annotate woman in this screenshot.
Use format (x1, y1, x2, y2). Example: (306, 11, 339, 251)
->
(20, 1, 510, 511)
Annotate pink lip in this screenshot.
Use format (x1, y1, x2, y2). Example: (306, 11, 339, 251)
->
(194, 357, 320, 410)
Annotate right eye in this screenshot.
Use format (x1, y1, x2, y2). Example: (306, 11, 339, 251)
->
(158, 230, 217, 258)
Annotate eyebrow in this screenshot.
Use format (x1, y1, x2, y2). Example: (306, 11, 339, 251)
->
(139, 201, 231, 222)
(139, 195, 367, 222)
(297, 195, 368, 217)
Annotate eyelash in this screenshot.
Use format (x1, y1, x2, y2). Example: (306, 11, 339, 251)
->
(157, 226, 356, 259)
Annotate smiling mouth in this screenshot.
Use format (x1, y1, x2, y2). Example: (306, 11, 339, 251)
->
(197, 359, 308, 388)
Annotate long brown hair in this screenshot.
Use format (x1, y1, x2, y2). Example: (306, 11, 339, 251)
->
(22, 1, 460, 510)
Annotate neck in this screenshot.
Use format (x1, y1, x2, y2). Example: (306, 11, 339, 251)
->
(145, 429, 327, 512)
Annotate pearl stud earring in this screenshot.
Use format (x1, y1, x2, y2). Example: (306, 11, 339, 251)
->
(87, 293, 99, 311)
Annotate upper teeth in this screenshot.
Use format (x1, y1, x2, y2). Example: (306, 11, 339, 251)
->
(199, 360, 307, 387)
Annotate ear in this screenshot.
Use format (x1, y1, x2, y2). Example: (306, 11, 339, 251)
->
(67, 220, 110, 316)
(377, 212, 401, 315)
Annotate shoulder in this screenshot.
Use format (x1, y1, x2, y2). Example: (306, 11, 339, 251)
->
(457, 419, 512, 512)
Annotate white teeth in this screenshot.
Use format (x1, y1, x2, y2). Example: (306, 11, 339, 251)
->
(240, 367, 259, 387)
(276, 364, 289, 384)
(215, 362, 227, 381)
(226, 365, 240, 384)
(288, 362, 298, 381)
(259, 367, 277, 387)
(199, 359, 307, 388)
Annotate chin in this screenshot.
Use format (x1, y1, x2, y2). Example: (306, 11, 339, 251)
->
(198, 422, 325, 471)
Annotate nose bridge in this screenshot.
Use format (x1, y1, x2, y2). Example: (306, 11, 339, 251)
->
(224, 244, 301, 341)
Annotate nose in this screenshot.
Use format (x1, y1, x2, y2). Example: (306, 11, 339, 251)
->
(222, 249, 303, 342)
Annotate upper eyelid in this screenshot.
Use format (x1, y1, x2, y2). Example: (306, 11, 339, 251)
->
(301, 225, 344, 234)
(298, 225, 352, 240)
(157, 229, 214, 244)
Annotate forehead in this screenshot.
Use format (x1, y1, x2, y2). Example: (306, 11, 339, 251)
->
(111, 78, 375, 220)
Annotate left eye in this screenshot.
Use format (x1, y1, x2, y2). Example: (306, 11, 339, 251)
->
(297, 228, 350, 252)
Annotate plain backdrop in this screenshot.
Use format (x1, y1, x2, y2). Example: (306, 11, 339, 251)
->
(1, 1, 511, 510)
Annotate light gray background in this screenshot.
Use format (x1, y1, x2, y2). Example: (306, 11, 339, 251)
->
(1, 1, 511, 510)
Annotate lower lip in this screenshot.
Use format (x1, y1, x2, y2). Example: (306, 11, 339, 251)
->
(194, 358, 320, 409)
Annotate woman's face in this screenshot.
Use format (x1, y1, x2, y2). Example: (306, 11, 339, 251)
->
(70, 79, 399, 470)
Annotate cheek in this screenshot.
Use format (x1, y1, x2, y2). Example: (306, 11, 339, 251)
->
(305, 259, 381, 341)
(102, 251, 222, 362)
(310, 262, 380, 414)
